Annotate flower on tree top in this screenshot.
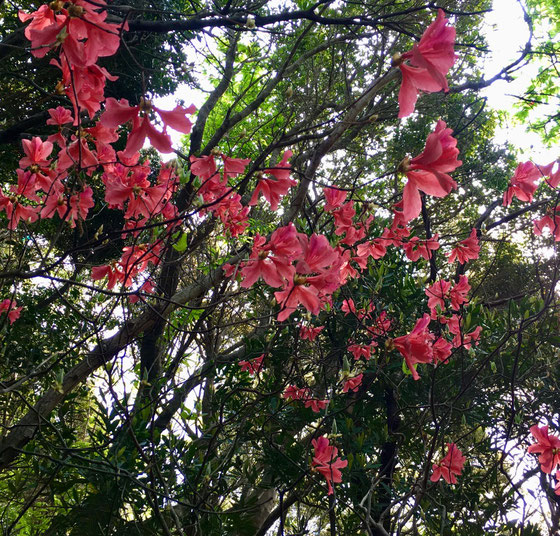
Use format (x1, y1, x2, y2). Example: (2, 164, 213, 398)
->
(396, 9, 456, 118)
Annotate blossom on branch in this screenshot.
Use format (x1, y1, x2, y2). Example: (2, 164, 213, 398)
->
(448, 228, 480, 264)
(311, 436, 347, 495)
(528, 425, 560, 474)
(400, 120, 461, 222)
(0, 299, 22, 325)
(430, 442, 465, 484)
(393, 314, 434, 380)
(395, 9, 456, 118)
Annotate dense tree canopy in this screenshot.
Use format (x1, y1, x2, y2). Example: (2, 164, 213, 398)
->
(0, 0, 559, 535)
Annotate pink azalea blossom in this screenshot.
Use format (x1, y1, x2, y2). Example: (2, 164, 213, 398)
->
(393, 314, 434, 380)
(433, 337, 453, 363)
(534, 206, 560, 241)
(46, 106, 73, 126)
(446, 314, 481, 349)
(0, 299, 22, 325)
(304, 398, 329, 413)
(425, 279, 452, 314)
(238, 354, 265, 375)
(282, 385, 310, 401)
(400, 120, 461, 222)
(403, 235, 440, 261)
(249, 150, 296, 211)
(503, 161, 543, 206)
(311, 436, 348, 495)
(397, 9, 456, 118)
(449, 275, 470, 310)
(101, 98, 196, 156)
(19, 137, 53, 169)
(19, 1, 126, 66)
(528, 425, 560, 474)
(342, 374, 363, 393)
(430, 443, 465, 484)
(448, 228, 480, 264)
(324, 186, 348, 211)
(299, 325, 324, 340)
(348, 343, 373, 361)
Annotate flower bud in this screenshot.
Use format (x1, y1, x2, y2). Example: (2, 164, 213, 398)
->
(68, 4, 84, 17)
(397, 156, 411, 174)
(246, 15, 256, 29)
(391, 52, 403, 67)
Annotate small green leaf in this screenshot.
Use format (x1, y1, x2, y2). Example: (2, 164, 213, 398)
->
(173, 232, 188, 252)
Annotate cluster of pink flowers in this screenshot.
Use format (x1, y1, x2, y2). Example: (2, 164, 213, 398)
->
(448, 228, 480, 264)
(190, 152, 255, 237)
(238, 224, 345, 321)
(393, 276, 482, 380)
(238, 354, 265, 375)
(282, 385, 329, 413)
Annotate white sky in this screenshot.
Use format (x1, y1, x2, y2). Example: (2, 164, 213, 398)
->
(483, 0, 557, 162)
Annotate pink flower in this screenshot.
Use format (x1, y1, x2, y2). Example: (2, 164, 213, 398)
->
(400, 120, 461, 222)
(19, 1, 126, 67)
(430, 443, 465, 484)
(240, 234, 294, 288)
(397, 9, 456, 118)
(367, 311, 392, 338)
(446, 314, 481, 349)
(323, 186, 348, 211)
(299, 325, 324, 341)
(0, 299, 22, 325)
(46, 106, 73, 126)
(249, 150, 296, 211)
(101, 98, 196, 156)
(311, 436, 348, 495)
(448, 228, 480, 264)
(304, 398, 329, 413)
(238, 354, 265, 376)
(403, 235, 440, 261)
(342, 374, 363, 393)
(91, 263, 124, 290)
(433, 337, 452, 364)
(341, 298, 356, 315)
(425, 279, 451, 313)
(128, 279, 155, 304)
(19, 137, 53, 169)
(282, 385, 309, 401)
(449, 275, 470, 310)
(347, 344, 373, 361)
(393, 314, 434, 380)
(528, 425, 560, 474)
(355, 239, 387, 266)
(503, 162, 543, 206)
(51, 57, 118, 121)
(534, 207, 560, 241)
